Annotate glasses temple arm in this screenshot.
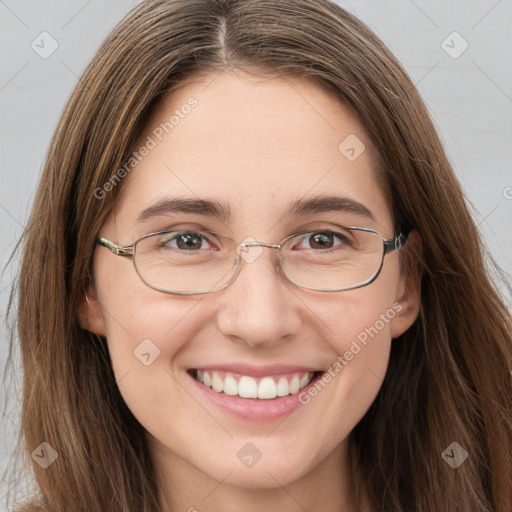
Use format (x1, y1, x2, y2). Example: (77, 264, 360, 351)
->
(383, 232, 409, 253)
(96, 238, 133, 257)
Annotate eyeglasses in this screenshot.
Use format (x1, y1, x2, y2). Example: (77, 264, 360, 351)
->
(96, 226, 408, 295)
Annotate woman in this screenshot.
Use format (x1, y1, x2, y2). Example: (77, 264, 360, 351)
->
(6, 0, 512, 510)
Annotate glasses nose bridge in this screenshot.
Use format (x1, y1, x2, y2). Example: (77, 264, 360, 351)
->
(241, 241, 281, 250)
(234, 240, 283, 271)
(237, 240, 282, 262)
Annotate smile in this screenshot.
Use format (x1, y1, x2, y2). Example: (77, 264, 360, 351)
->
(190, 369, 322, 399)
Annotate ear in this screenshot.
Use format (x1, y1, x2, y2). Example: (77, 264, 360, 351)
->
(77, 282, 107, 337)
(390, 230, 422, 339)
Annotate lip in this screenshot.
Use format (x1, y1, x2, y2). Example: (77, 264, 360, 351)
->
(187, 367, 325, 422)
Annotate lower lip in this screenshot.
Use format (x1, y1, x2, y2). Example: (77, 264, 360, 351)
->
(188, 371, 325, 421)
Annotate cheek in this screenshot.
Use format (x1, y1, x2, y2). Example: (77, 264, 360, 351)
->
(94, 249, 198, 357)
(93, 257, 206, 411)
(306, 280, 400, 427)
(99, 290, 203, 371)
(97, 293, 205, 431)
(318, 270, 398, 359)
(328, 300, 393, 392)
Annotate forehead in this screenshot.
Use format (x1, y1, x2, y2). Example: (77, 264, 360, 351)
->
(112, 70, 392, 236)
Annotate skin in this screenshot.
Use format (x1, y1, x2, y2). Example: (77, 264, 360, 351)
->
(82, 69, 421, 512)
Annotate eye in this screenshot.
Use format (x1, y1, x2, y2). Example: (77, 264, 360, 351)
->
(293, 231, 351, 250)
(160, 231, 216, 251)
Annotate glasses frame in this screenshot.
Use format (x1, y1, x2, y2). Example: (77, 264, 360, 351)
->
(96, 227, 408, 295)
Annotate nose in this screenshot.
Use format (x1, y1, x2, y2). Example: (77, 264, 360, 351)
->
(215, 244, 302, 348)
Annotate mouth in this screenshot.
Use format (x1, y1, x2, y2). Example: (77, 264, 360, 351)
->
(187, 368, 324, 400)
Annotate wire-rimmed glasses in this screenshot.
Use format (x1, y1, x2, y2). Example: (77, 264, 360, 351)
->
(96, 226, 408, 295)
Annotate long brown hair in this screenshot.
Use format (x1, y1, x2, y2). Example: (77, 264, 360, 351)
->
(5, 0, 512, 510)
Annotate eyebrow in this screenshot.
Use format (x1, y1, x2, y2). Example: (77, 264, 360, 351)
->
(288, 194, 375, 221)
(136, 194, 375, 224)
(137, 198, 232, 224)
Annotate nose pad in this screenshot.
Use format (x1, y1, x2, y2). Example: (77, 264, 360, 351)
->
(235, 237, 284, 275)
(236, 236, 265, 265)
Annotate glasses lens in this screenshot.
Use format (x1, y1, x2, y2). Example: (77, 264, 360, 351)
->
(131, 227, 385, 294)
(280, 227, 384, 290)
(133, 230, 237, 293)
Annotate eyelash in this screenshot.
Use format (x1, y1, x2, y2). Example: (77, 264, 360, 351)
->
(158, 229, 352, 251)
(159, 231, 216, 251)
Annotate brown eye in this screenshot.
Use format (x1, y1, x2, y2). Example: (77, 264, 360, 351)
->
(308, 232, 335, 249)
(294, 231, 349, 250)
(162, 232, 210, 251)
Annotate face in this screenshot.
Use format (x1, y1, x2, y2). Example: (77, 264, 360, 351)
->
(84, 70, 419, 502)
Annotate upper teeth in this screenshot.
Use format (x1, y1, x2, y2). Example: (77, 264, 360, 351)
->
(195, 370, 314, 399)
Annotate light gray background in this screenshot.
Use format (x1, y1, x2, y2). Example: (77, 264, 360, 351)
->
(1, 0, 511, 506)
